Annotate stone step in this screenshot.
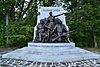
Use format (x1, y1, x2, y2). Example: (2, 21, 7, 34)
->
(2, 47, 100, 62)
(28, 42, 75, 48)
(21, 47, 92, 55)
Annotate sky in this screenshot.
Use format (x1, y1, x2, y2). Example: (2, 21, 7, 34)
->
(26, 0, 29, 1)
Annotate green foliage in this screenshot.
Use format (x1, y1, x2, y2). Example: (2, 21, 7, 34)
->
(0, 21, 34, 48)
(68, 0, 100, 48)
(0, 0, 36, 48)
(0, 23, 6, 47)
(8, 21, 33, 47)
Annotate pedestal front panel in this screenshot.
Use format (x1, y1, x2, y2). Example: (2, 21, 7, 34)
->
(28, 42, 75, 48)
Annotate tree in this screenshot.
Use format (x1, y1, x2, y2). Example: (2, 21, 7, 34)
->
(0, 0, 38, 47)
(67, 0, 100, 48)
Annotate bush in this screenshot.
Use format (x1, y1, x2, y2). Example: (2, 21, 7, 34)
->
(0, 21, 34, 48)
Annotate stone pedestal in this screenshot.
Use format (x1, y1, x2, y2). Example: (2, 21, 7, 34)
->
(2, 42, 100, 62)
(28, 42, 75, 47)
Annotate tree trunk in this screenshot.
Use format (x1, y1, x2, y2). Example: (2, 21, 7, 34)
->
(22, 0, 33, 17)
(93, 34, 98, 48)
(6, 14, 9, 46)
(19, 0, 25, 20)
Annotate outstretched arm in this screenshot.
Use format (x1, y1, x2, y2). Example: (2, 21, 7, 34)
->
(54, 13, 66, 17)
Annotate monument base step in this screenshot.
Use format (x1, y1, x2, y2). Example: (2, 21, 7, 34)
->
(28, 42, 75, 48)
(2, 44, 100, 62)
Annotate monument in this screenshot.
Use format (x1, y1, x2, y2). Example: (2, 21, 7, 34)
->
(2, 7, 100, 62)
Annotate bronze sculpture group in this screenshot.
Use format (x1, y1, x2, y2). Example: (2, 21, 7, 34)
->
(34, 12, 69, 43)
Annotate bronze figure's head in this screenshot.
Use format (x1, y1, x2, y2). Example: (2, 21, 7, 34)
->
(49, 12, 52, 16)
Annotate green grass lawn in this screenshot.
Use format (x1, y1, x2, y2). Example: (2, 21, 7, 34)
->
(0, 47, 18, 52)
(83, 48, 100, 52)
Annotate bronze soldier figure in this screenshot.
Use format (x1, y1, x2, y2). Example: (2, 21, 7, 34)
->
(35, 19, 47, 42)
(52, 18, 69, 42)
(34, 12, 69, 43)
